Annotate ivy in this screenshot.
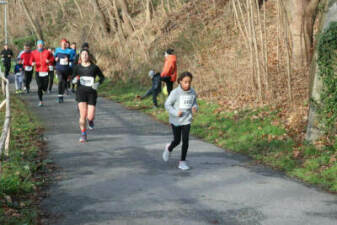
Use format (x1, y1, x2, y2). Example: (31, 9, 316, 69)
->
(317, 21, 337, 137)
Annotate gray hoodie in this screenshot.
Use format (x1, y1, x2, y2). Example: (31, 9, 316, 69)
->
(165, 85, 198, 126)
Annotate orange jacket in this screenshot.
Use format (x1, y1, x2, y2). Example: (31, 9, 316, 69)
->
(161, 55, 177, 82)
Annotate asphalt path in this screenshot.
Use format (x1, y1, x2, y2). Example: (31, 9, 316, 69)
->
(20, 83, 337, 225)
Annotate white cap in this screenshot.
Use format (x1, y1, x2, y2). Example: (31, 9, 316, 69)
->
(148, 70, 155, 78)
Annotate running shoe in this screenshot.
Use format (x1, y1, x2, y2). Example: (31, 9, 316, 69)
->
(178, 161, 190, 170)
(162, 143, 171, 162)
(38, 102, 43, 107)
(88, 120, 94, 130)
(57, 97, 64, 103)
(79, 134, 87, 143)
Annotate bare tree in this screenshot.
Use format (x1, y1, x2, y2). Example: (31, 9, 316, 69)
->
(74, 0, 84, 19)
(18, 0, 43, 40)
(302, 0, 321, 64)
(92, 0, 112, 34)
(145, 0, 152, 25)
(117, 0, 134, 33)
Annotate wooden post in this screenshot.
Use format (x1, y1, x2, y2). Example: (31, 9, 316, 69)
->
(0, 78, 10, 159)
(4, 127, 10, 157)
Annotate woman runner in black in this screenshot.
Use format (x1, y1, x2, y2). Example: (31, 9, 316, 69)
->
(72, 49, 105, 143)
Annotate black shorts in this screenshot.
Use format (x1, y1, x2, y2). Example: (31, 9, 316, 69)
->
(76, 87, 97, 106)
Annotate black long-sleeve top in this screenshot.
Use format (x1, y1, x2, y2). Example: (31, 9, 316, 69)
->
(72, 63, 105, 91)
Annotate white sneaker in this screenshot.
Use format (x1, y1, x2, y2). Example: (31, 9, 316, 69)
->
(178, 161, 190, 170)
(162, 143, 171, 162)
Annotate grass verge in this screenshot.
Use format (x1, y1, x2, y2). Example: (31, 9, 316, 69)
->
(0, 94, 49, 224)
(99, 80, 337, 193)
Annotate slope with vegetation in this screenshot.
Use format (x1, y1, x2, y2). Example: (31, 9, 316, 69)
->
(0, 0, 335, 191)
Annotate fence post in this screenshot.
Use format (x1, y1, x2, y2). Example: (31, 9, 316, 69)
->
(0, 75, 10, 161)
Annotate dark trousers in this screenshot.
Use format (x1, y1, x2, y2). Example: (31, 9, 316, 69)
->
(168, 124, 191, 161)
(161, 76, 173, 95)
(4, 62, 11, 78)
(35, 72, 49, 101)
(142, 89, 160, 106)
(56, 70, 68, 96)
(24, 70, 33, 92)
(48, 71, 54, 91)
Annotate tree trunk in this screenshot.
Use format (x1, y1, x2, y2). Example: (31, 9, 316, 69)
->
(111, 0, 126, 40)
(303, 0, 321, 64)
(92, 0, 111, 34)
(56, 0, 66, 17)
(117, 0, 134, 33)
(18, 0, 43, 40)
(145, 0, 152, 25)
(161, 0, 167, 16)
(74, 0, 84, 19)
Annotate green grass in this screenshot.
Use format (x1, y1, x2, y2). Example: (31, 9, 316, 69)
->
(0, 94, 47, 224)
(99, 80, 337, 192)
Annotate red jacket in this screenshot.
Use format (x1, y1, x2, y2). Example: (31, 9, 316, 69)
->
(31, 49, 53, 72)
(161, 55, 177, 82)
(20, 51, 33, 69)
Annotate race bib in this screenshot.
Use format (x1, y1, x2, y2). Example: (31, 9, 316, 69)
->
(25, 66, 32, 71)
(179, 95, 194, 109)
(80, 76, 94, 87)
(48, 65, 54, 71)
(60, 58, 68, 65)
(39, 72, 49, 77)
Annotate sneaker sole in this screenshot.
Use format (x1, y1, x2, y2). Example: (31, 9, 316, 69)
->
(178, 166, 190, 170)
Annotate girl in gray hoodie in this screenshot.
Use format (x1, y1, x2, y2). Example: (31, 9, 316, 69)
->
(163, 72, 198, 170)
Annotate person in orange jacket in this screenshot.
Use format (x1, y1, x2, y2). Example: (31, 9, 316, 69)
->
(31, 40, 54, 107)
(160, 49, 177, 95)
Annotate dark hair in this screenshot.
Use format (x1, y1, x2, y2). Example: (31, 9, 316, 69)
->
(177, 71, 193, 83)
(82, 42, 89, 49)
(80, 48, 90, 54)
(165, 48, 174, 55)
(79, 49, 92, 64)
(24, 43, 31, 47)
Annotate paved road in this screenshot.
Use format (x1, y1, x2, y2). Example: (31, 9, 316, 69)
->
(21, 85, 337, 225)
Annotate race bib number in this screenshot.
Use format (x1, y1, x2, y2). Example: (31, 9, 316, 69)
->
(80, 76, 94, 87)
(179, 95, 194, 109)
(60, 58, 68, 65)
(39, 72, 49, 77)
(48, 65, 54, 71)
(25, 66, 32, 71)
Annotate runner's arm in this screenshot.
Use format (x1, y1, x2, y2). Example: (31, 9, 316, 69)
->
(96, 66, 105, 84)
(192, 93, 198, 112)
(165, 91, 179, 116)
(72, 65, 78, 79)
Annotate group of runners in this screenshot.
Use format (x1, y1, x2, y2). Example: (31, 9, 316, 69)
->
(2, 42, 198, 170)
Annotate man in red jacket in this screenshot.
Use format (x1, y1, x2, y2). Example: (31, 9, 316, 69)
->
(31, 40, 53, 107)
(20, 43, 34, 93)
(160, 48, 177, 95)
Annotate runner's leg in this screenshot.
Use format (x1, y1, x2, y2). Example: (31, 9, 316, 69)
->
(48, 71, 54, 92)
(168, 124, 182, 152)
(25, 71, 33, 93)
(78, 102, 88, 142)
(181, 124, 191, 161)
(87, 105, 96, 122)
(35, 72, 43, 102)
